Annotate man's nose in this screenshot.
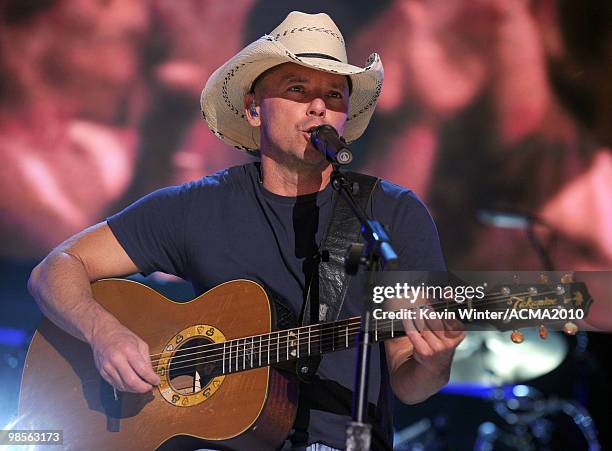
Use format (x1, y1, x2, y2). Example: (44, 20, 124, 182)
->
(308, 97, 326, 117)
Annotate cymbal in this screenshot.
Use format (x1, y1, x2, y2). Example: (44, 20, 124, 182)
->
(449, 329, 568, 386)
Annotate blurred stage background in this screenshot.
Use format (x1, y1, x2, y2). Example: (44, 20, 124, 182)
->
(0, 1, 610, 449)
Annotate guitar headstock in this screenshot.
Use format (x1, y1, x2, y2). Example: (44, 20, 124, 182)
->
(465, 273, 593, 342)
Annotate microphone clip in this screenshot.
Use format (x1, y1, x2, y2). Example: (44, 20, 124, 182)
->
(309, 125, 354, 166)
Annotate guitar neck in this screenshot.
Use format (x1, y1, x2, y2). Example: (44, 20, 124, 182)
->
(209, 291, 513, 376)
(167, 281, 591, 378)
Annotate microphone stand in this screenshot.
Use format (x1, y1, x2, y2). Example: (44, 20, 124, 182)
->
(525, 218, 554, 271)
(327, 164, 398, 451)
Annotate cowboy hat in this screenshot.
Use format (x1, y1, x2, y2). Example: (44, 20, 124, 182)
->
(200, 11, 384, 154)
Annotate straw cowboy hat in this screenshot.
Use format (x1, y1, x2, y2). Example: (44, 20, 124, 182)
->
(200, 11, 384, 154)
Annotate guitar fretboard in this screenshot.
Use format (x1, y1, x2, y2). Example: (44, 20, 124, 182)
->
(169, 316, 406, 378)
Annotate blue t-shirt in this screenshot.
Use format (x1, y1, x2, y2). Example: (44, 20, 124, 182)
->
(107, 163, 445, 450)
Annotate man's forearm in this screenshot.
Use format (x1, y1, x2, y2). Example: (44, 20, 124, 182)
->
(390, 357, 450, 405)
(28, 251, 120, 344)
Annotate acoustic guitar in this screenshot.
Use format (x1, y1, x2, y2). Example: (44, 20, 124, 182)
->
(17, 277, 591, 450)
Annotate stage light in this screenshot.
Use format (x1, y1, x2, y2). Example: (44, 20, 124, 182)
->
(0, 328, 27, 347)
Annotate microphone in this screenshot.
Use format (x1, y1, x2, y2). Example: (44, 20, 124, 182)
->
(309, 125, 353, 165)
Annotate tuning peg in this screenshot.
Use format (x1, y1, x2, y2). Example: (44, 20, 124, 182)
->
(538, 325, 548, 339)
(561, 273, 574, 284)
(538, 273, 549, 283)
(511, 329, 525, 343)
(562, 322, 579, 335)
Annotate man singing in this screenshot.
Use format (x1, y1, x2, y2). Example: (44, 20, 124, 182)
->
(28, 11, 463, 450)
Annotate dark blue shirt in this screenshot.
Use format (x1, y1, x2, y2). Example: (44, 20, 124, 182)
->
(107, 163, 445, 450)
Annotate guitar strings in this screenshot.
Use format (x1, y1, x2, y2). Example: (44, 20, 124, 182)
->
(169, 352, 421, 395)
(155, 296, 547, 377)
(156, 298, 575, 377)
(147, 287, 521, 361)
(157, 322, 364, 373)
(168, 353, 420, 394)
(149, 288, 565, 369)
(152, 289, 569, 374)
(160, 322, 363, 376)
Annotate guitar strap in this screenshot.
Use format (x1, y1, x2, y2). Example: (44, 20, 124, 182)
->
(296, 171, 379, 382)
(288, 172, 379, 449)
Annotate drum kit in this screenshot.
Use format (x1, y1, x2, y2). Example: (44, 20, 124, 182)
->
(393, 329, 601, 450)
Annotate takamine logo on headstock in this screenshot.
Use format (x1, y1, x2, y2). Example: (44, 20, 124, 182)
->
(471, 273, 593, 344)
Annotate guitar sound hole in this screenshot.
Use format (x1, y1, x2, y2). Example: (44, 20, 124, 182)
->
(168, 337, 215, 394)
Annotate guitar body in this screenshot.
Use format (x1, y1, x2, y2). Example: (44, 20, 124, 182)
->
(19, 279, 298, 450)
